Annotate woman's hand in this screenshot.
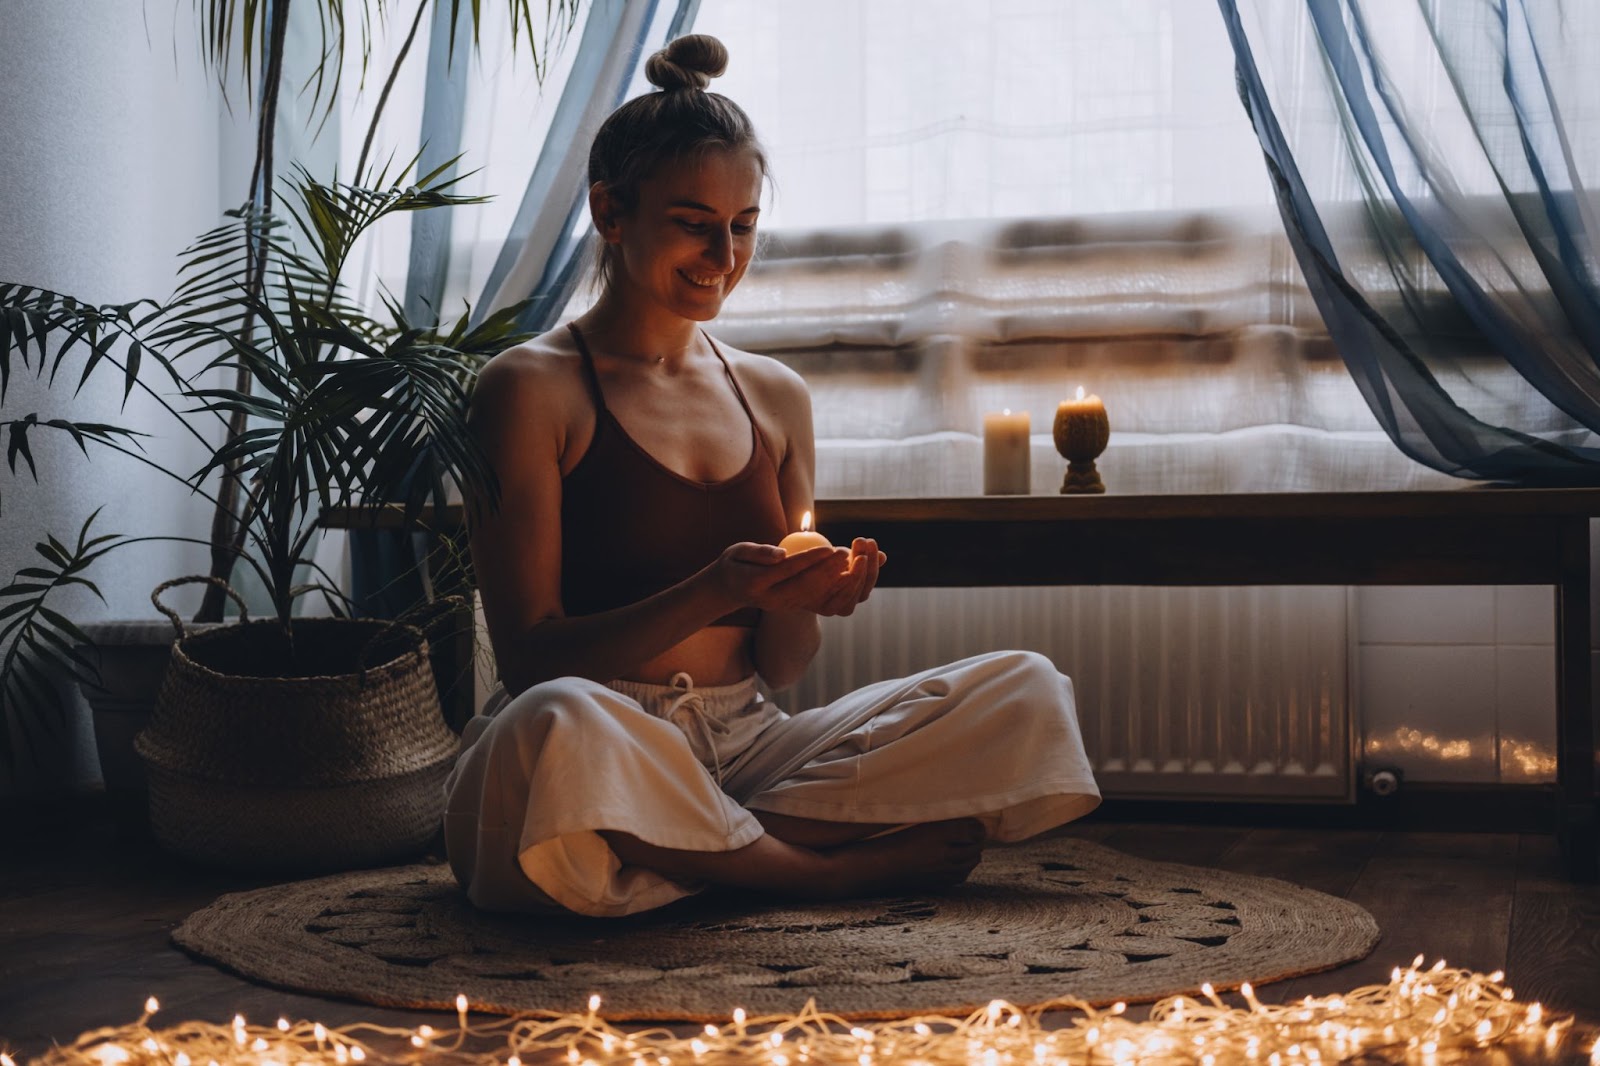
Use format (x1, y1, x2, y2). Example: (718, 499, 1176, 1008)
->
(711, 539, 887, 617)
(711, 541, 845, 612)
(808, 537, 884, 616)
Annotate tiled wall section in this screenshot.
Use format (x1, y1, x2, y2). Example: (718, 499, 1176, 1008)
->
(1356, 586, 1556, 785)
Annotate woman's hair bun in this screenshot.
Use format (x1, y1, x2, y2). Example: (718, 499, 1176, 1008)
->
(645, 34, 729, 91)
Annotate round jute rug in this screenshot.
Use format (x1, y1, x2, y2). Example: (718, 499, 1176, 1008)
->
(172, 837, 1379, 1021)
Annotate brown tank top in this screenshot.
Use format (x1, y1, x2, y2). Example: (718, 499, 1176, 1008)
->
(560, 323, 788, 627)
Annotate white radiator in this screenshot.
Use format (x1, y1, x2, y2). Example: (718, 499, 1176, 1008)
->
(782, 586, 1353, 801)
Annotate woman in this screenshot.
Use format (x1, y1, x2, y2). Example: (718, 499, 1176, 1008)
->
(445, 34, 1099, 918)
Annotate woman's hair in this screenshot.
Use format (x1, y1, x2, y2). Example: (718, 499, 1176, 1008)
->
(588, 34, 768, 290)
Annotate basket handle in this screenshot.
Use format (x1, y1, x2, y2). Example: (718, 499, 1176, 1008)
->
(356, 594, 470, 681)
(151, 576, 251, 641)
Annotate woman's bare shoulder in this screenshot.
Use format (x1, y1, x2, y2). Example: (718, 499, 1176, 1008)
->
(478, 328, 580, 386)
(718, 341, 810, 405)
(473, 328, 587, 420)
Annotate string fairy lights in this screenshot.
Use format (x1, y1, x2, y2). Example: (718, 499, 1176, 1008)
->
(6, 959, 1597, 1066)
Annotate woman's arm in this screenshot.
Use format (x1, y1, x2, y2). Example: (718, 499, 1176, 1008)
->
(753, 609, 823, 692)
(750, 363, 882, 691)
(752, 368, 822, 689)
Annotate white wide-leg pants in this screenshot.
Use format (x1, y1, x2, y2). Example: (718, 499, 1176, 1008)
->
(443, 649, 1100, 917)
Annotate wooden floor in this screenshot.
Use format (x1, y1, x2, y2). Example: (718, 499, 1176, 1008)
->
(3, 802, 1599, 1062)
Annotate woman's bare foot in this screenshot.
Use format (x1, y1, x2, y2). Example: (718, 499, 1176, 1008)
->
(816, 818, 985, 898)
(599, 818, 985, 901)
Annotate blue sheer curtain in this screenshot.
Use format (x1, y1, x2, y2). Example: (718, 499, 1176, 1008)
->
(1218, 0, 1600, 484)
(474, 0, 701, 331)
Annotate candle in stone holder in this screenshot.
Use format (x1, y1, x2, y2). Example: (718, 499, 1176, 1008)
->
(1054, 386, 1110, 494)
(982, 408, 1031, 495)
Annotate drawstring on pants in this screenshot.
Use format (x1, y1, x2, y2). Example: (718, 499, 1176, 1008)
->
(661, 671, 732, 789)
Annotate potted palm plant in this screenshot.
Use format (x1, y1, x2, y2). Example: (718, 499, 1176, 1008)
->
(1, 161, 536, 866)
(0, 1, 573, 840)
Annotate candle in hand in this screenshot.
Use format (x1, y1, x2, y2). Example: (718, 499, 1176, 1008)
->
(778, 510, 832, 555)
(982, 408, 1031, 495)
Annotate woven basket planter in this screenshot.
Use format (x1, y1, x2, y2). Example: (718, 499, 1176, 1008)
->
(135, 578, 461, 874)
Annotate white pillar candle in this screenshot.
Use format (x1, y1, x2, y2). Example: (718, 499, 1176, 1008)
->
(982, 408, 1031, 495)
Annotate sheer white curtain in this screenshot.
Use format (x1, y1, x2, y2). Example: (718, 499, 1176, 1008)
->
(706, 0, 1274, 227)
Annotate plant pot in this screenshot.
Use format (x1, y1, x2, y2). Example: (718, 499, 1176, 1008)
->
(134, 578, 461, 874)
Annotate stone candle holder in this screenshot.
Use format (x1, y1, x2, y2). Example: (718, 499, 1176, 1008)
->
(1053, 394, 1110, 494)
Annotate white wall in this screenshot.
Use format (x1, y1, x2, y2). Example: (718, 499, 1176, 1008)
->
(0, 2, 244, 624)
(0, 2, 250, 788)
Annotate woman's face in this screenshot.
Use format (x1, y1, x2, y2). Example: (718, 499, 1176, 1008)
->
(600, 146, 764, 322)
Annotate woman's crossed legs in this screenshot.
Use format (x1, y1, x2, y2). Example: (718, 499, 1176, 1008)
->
(599, 813, 984, 900)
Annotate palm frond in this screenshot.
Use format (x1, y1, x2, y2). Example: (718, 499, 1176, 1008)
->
(435, 293, 538, 362)
(196, 0, 346, 126)
(195, 0, 585, 130)
(149, 206, 280, 346)
(304, 332, 497, 519)
(457, 0, 584, 81)
(0, 417, 148, 518)
(193, 275, 501, 541)
(0, 284, 176, 404)
(278, 159, 487, 291)
(0, 510, 122, 772)
(147, 204, 387, 363)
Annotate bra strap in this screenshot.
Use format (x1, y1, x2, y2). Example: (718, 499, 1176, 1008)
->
(703, 330, 776, 463)
(566, 322, 608, 415)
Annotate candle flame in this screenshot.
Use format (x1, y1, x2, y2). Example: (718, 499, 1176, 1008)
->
(1075, 385, 1085, 401)
(800, 511, 812, 533)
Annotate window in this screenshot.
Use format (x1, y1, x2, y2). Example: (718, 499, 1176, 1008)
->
(699, 0, 1277, 226)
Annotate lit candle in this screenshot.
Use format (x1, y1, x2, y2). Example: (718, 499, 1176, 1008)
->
(778, 511, 832, 555)
(1053, 386, 1111, 494)
(982, 408, 1031, 495)
(1057, 385, 1106, 420)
